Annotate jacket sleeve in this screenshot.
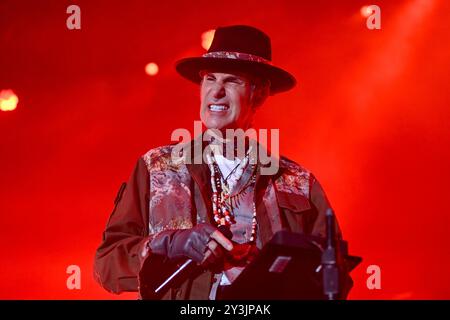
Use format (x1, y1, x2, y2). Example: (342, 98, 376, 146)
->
(309, 174, 342, 238)
(93, 157, 150, 294)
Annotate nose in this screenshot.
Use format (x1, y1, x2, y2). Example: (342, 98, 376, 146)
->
(211, 82, 226, 99)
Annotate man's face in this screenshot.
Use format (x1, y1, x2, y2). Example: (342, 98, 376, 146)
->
(200, 71, 256, 131)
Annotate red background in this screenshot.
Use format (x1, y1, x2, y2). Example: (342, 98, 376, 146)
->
(1, 0, 449, 299)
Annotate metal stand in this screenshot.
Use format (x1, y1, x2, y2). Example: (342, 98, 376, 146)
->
(322, 208, 340, 300)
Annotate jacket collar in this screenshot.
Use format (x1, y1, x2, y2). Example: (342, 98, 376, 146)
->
(182, 133, 290, 190)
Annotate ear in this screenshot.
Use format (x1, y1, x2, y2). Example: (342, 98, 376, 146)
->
(251, 83, 270, 109)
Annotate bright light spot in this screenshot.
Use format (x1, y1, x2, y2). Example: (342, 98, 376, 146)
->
(0, 89, 19, 111)
(145, 62, 159, 76)
(360, 5, 373, 18)
(201, 29, 215, 51)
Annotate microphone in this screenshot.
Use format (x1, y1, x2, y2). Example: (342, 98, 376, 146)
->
(154, 225, 232, 295)
(321, 208, 339, 300)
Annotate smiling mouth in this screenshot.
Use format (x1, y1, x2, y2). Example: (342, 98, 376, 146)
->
(208, 104, 229, 112)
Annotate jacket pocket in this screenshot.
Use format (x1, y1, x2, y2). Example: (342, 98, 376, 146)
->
(276, 191, 311, 213)
(276, 191, 315, 234)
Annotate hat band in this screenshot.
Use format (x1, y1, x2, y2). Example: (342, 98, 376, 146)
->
(202, 51, 272, 65)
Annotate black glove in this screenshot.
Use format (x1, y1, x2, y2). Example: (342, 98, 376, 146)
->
(149, 223, 217, 263)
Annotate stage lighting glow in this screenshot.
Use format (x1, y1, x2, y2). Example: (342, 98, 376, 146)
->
(0, 89, 19, 111)
(145, 62, 159, 76)
(201, 29, 215, 50)
(360, 5, 372, 18)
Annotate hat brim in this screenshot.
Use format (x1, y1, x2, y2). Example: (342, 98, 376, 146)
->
(175, 57, 296, 94)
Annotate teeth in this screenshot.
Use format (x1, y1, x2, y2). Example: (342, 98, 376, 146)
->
(209, 104, 229, 111)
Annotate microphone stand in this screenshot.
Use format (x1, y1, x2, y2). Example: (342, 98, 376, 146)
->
(321, 208, 339, 300)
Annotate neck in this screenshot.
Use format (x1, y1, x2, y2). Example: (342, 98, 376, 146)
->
(207, 135, 252, 161)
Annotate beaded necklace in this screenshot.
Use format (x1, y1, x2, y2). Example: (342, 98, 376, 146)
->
(206, 150, 258, 243)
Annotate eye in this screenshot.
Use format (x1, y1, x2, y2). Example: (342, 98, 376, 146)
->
(227, 78, 244, 85)
(205, 74, 215, 81)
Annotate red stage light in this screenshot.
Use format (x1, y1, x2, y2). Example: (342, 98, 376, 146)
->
(145, 62, 159, 76)
(201, 29, 215, 50)
(0, 89, 19, 111)
(360, 5, 372, 18)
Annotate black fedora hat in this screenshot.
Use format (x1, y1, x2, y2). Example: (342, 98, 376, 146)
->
(175, 25, 296, 95)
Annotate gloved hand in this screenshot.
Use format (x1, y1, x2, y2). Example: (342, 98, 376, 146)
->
(149, 223, 233, 264)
